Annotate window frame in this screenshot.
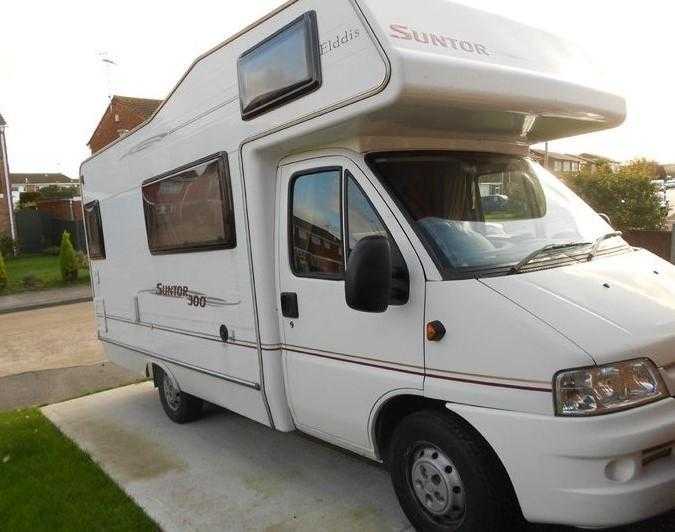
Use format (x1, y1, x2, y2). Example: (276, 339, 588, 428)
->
(84, 200, 106, 260)
(141, 152, 236, 256)
(238, 11, 322, 121)
(288, 166, 344, 281)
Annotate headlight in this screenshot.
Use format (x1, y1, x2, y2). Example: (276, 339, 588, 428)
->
(554, 358, 668, 416)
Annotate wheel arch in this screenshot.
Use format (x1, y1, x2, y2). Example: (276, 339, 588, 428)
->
(146, 361, 181, 391)
(370, 391, 446, 462)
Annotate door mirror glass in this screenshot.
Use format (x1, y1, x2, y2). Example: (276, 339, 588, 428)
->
(345, 235, 392, 313)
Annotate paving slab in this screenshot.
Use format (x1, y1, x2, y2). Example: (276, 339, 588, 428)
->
(0, 285, 92, 315)
(43, 382, 413, 532)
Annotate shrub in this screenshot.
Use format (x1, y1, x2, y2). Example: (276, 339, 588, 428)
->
(22, 274, 43, 290)
(567, 159, 667, 231)
(59, 231, 78, 283)
(0, 252, 7, 292)
(75, 251, 89, 271)
(0, 232, 16, 258)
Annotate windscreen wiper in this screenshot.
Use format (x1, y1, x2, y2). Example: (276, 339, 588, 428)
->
(587, 231, 623, 261)
(510, 241, 592, 274)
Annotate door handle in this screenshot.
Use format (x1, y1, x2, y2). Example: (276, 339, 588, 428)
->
(280, 292, 299, 318)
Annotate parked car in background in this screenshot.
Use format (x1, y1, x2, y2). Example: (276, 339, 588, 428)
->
(652, 180, 670, 210)
(481, 194, 509, 213)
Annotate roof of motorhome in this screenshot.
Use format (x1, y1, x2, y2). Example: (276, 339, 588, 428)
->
(81, 0, 626, 169)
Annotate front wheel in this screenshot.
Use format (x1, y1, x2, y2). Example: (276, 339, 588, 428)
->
(388, 410, 521, 532)
(156, 367, 203, 424)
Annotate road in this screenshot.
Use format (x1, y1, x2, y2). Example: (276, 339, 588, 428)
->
(0, 302, 142, 411)
(0, 302, 103, 377)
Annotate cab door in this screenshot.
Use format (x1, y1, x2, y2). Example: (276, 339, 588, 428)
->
(276, 155, 426, 454)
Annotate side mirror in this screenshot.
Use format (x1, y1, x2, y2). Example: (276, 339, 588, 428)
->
(599, 213, 611, 225)
(345, 235, 392, 313)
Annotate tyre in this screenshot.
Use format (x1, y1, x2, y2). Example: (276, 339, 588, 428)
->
(156, 367, 204, 424)
(388, 410, 521, 532)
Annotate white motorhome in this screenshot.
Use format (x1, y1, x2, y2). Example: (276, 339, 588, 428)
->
(80, 1, 675, 529)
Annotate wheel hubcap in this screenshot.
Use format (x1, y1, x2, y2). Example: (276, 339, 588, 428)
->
(162, 375, 181, 411)
(410, 444, 466, 523)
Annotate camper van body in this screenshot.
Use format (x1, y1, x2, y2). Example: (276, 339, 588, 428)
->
(81, 0, 675, 529)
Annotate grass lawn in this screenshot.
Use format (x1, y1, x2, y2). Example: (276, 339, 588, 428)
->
(0, 409, 156, 531)
(3, 254, 90, 295)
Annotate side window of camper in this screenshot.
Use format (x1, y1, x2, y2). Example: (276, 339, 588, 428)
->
(142, 154, 236, 255)
(290, 169, 344, 278)
(238, 11, 321, 120)
(84, 200, 106, 260)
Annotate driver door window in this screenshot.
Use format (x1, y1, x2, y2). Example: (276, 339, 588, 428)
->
(288, 168, 408, 304)
(290, 169, 344, 279)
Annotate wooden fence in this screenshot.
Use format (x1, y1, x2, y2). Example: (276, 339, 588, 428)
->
(15, 210, 86, 253)
(622, 229, 672, 261)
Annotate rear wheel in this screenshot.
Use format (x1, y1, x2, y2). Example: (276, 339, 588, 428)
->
(388, 410, 521, 532)
(156, 367, 203, 424)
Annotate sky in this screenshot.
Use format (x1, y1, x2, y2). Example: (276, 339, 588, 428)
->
(1, 0, 673, 178)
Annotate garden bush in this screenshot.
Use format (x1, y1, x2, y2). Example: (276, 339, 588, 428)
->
(22, 274, 43, 290)
(75, 251, 90, 271)
(0, 252, 7, 292)
(0, 232, 16, 258)
(59, 231, 78, 283)
(567, 159, 667, 231)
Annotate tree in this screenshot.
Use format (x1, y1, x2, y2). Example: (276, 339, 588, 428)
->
(567, 159, 666, 231)
(59, 231, 78, 283)
(39, 185, 79, 200)
(0, 251, 7, 292)
(17, 186, 79, 210)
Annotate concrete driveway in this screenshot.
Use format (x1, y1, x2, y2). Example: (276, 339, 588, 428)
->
(42, 383, 674, 532)
(43, 383, 412, 532)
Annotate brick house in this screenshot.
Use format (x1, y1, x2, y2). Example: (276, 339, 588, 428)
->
(577, 153, 622, 173)
(530, 149, 584, 176)
(10, 173, 79, 196)
(0, 112, 17, 240)
(88, 95, 162, 154)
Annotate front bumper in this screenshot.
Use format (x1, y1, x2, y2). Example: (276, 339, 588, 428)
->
(450, 398, 675, 528)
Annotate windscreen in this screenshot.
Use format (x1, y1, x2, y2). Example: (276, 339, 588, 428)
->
(369, 152, 625, 276)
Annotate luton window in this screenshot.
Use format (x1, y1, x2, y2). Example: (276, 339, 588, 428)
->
(238, 11, 321, 120)
(142, 154, 235, 255)
(84, 200, 106, 260)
